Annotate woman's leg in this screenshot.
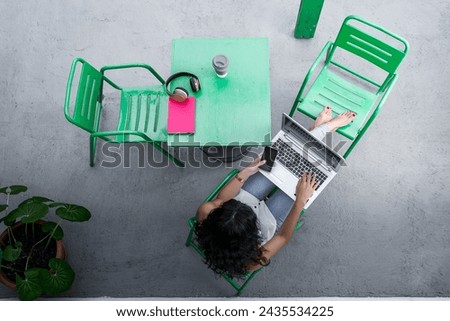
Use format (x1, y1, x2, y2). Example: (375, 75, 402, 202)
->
(265, 189, 295, 230)
(242, 172, 276, 201)
(309, 124, 330, 141)
(309, 107, 356, 141)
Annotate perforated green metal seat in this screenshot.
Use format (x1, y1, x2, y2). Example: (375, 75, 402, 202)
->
(290, 15, 409, 158)
(116, 87, 168, 143)
(300, 68, 377, 140)
(64, 57, 184, 167)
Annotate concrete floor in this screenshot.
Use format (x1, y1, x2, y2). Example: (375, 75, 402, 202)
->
(1, 0, 449, 298)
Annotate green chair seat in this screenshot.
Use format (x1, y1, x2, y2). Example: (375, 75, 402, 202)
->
(116, 87, 168, 143)
(299, 67, 377, 140)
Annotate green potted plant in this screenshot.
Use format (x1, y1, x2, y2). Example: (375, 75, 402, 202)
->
(0, 184, 91, 300)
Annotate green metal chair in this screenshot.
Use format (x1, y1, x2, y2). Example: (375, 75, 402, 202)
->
(290, 15, 409, 158)
(185, 169, 304, 295)
(64, 57, 184, 167)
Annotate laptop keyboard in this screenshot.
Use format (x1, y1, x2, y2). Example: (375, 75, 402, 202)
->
(273, 139, 328, 188)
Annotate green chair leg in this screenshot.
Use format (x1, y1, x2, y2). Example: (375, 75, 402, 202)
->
(152, 142, 185, 168)
(185, 224, 195, 247)
(237, 271, 260, 296)
(343, 136, 359, 159)
(89, 136, 97, 167)
(222, 269, 261, 296)
(294, 218, 304, 232)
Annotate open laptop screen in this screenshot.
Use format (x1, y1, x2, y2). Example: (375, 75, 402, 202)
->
(282, 113, 345, 171)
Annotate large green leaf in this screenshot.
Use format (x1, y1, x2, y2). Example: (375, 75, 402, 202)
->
(18, 196, 54, 207)
(0, 204, 8, 213)
(5, 202, 49, 225)
(3, 213, 16, 226)
(41, 221, 64, 240)
(0, 185, 28, 195)
(56, 204, 91, 222)
(16, 268, 45, 301)
(2, 242, 23, 262)
(40, 258, 75, 296)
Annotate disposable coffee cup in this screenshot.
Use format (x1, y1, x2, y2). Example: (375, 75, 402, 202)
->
(212, 55, 229, 78)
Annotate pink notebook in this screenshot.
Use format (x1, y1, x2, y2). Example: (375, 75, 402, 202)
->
(167, 97, 196, 134)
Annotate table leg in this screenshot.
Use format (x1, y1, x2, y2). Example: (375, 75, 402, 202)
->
(294, 0, 325, 39)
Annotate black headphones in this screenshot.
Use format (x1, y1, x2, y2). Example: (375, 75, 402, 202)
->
(165, 72, 201, 102)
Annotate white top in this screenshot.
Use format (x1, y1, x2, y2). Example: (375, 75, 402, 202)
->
(234, 189, 276, 245)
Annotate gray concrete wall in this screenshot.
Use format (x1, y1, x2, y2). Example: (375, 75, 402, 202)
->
(0, 0, 449, 298)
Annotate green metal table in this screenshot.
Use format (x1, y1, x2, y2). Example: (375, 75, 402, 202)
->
(168, 37, 272, 154)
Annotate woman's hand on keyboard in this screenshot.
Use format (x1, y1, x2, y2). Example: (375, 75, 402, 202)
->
(295, 172, 319, 205)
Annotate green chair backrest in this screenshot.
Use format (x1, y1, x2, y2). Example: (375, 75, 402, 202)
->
(64, 58, 103, 133)
(329, 15, 409, 78)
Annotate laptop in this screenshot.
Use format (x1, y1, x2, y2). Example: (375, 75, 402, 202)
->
(259, 113, 345, 209)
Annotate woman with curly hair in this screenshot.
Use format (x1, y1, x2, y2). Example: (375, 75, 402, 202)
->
(196, 108, 355, 278)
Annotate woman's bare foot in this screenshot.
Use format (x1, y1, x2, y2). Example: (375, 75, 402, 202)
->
(310, 106, 333, 130)
(325, 111, 356, 131)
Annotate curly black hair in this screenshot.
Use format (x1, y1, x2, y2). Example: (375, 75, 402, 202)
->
(195, 199, 266, 278)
